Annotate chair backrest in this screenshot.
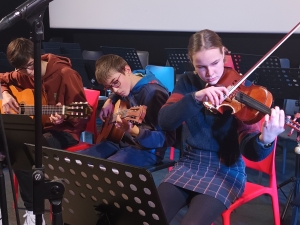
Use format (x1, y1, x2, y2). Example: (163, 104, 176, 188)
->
(283, 99, 299, 117)
(225, 54, 235, 69)
(280, 58, 290, 68)
(70, 58, 93, 89)
(145, 65, 175, 94)
(242, 118, 277, 184)
(82, 50, 103, 60)
(136, 50, 149, 69)
(0, 52, 14, 72)
(84, 88, 100, 143)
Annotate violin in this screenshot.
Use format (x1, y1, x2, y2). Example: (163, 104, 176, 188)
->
(204, 22, 300, 125)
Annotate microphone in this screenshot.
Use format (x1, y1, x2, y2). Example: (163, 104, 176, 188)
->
(0, 0, 53, 32)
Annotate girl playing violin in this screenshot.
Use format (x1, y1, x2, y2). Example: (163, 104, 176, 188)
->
(157, 29, 285, 225)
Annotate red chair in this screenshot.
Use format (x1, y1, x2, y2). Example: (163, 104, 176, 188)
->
(224, 54, 235, 69)
(64, 88, 100, 152)
(219, 121, 280, 225)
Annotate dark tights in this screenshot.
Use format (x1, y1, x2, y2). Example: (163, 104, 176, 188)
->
(157, 182, 226, 225)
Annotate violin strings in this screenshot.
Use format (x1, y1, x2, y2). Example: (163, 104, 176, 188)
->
(237, 92, 271, 115)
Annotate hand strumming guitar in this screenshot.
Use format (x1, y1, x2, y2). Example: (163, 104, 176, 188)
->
(101, 99, 140, 137)
(114, 115, 140, 137)
(49, 102, 65, 125)
(2, 91, 19, 113)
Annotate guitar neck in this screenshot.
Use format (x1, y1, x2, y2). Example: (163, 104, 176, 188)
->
(19, 105, 65, 116)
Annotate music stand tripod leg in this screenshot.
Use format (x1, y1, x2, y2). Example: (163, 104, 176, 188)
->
(0, 153, 9, 225)
(32, 169, 65, 225)
(280, 142, 300, 224)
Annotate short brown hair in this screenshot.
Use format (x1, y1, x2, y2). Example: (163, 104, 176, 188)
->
(6, 37, 34, 69)
(95, 54, 128, 84)
(187, 29, 224, 62)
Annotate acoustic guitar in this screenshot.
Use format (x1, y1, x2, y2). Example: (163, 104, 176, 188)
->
(96, 100, 147, 144)
(0, 85, 92, 122)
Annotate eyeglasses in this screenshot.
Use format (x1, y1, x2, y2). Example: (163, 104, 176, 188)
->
(16, 61, 34, 72)
(103, 73, 122, 90)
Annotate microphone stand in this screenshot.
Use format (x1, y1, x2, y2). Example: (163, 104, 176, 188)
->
(25, 5, 64, 225)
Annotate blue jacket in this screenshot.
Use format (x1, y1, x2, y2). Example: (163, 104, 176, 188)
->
(109, 70, 176, 162)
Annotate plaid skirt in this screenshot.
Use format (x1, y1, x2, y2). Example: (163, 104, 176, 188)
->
(162, 148, 246, 208)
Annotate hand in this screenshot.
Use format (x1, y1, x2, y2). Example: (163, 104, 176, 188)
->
(2, 91, 19, 113)
(114, 115, 139, 137)
(259, 106, 285, 144)
(49, 103, 65, 125)
(194, 86, 229, 106)
(99, 99, 114, 122)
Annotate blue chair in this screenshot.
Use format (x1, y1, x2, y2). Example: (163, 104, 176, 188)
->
(145, 65, 175, 94)
(280, 58, 290, 68)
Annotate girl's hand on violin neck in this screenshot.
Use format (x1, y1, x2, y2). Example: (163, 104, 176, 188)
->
(259, 106, 285, 145)
(195, 86, 229, 106)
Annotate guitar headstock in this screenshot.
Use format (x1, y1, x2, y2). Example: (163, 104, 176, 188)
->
(65, 102, 93, 118)
(123, 105, 147, 124)
(285, 116, 300, 133)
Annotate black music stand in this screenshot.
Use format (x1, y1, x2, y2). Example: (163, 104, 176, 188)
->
(0, 115, 49, 171)
(231, 53, 281, 75)
(165, 48, 193, 74)
(253, 68, 300, 224)
(100, 46, 143, 71)
(23, 143, 168, 225)
(251, 67, 300, 100)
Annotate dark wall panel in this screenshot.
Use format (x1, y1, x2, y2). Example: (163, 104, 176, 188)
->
(1, 2, 300, 68)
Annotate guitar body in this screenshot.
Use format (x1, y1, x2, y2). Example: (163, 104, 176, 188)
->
(96, 100, 128, 144)
(0, 86, 49, 124)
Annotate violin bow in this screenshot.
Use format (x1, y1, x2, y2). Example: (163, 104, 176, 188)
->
(228, 22, 300, 96)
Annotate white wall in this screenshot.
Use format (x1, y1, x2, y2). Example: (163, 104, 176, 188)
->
(49, 0, 300, 33)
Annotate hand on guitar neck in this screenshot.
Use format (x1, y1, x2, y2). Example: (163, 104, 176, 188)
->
(114, 116, 140, 137)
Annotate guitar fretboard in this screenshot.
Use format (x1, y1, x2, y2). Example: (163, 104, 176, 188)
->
(19, 105, 65, 115)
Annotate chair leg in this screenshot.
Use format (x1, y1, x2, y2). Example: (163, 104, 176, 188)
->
(13, 174, 18, 209)
(271, 194, 281, 225)
(169, 147, 175, 172)
(221, 209, 232, 225)
(282, 140, 287, 174)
